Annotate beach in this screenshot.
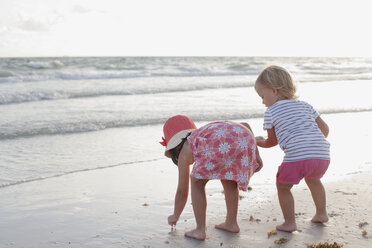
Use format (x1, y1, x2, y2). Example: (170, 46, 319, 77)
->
(1, 0, 372, 243)
(1, 111, 371, 248)
(1, 56, 372, 247)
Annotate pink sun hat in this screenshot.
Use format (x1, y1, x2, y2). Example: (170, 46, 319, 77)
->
(160, 115, 197, 151)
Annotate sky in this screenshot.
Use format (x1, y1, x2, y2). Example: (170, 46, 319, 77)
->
(0, 0, 372, 57)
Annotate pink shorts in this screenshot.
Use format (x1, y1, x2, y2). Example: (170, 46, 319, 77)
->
(276, 159, 330, 185)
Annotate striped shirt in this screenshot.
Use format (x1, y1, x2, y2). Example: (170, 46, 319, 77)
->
(263, 100, 330, 162)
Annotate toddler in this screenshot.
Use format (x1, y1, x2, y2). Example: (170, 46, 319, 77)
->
(254, 65, 330, 232)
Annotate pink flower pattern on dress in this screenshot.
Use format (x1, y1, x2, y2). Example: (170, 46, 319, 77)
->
(188, 121, 258, 191)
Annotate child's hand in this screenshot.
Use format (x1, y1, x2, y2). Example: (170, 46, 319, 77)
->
(255, 136, 265, 144)
(255, 136, 266, 147)
(168, 214, 179, 226)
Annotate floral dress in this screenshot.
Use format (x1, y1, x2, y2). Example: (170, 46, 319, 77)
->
(187, 121, 258, 191)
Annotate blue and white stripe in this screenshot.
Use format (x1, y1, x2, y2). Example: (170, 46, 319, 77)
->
(264, 100, 330, 162)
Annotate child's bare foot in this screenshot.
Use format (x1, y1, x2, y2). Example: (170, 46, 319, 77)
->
(215, 222, 240, 233)
(184, 229, 206, 241)
(311, 213, 328, 223)
(276, 222, 297, 232)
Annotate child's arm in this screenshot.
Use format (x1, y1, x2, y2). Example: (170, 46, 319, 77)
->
(255, 128, 278, 148)
(316, 116, 329, 138)
(168, 142, 192, 226)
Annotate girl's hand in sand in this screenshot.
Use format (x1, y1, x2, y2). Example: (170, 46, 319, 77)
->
(168, 214, 178, 226)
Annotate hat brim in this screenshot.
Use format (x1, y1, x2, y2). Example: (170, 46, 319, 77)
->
(165, 129, 194, 151)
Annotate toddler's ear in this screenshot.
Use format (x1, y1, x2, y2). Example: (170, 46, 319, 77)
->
(164, 150, 171, 158)
(273, 88, 281, 96)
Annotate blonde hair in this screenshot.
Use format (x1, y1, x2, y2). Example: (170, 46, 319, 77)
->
(255, 65, 298, 100)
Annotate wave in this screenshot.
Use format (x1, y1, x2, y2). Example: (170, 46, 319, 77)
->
(1, 108, 372, 141)
(0, 112, 264, 140)
(2, 69, 372, 84)
(0, 70, 260, 84)
(0, 71, 149, 83)
(0, 157, 164, 189)
(25, 60, 65, 69)
(2, 76, 372, 105)
(0, 71, 14, 77)
(0, 80, 256, 105)
(2, 56, 372, 84)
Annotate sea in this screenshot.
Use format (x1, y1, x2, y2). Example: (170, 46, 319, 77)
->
(1, 56, 372, 189)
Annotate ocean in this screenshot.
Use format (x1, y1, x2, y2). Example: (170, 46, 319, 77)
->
(1, 56, 372, 189)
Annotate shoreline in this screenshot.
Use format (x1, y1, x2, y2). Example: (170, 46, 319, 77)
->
(0, 111, 371, 248)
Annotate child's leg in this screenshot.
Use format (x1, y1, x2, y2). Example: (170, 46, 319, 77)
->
(304, 178, 328, 223)
(185, 177, 208, 240)
(215, 180, 240, 233)
(276, 182, 297, 232)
